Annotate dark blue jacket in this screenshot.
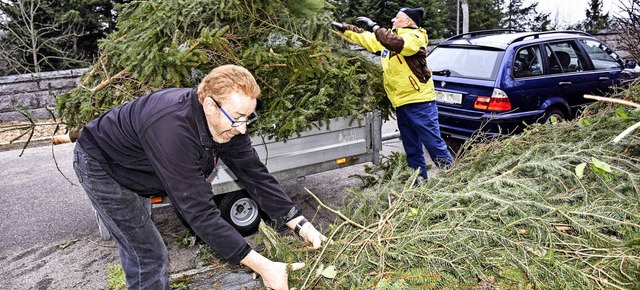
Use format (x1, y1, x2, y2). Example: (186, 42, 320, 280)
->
(77, 87, 300, 264)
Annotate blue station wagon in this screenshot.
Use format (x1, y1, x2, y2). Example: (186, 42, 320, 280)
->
(426, 30, 637, 139)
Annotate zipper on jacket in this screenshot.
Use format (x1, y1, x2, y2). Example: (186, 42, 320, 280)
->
(408, 75, 421, 92)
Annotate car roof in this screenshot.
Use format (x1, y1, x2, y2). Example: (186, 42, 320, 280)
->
(438, 30, 594, 50)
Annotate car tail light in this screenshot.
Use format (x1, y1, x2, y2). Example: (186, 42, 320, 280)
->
(474, 89, 512, 111)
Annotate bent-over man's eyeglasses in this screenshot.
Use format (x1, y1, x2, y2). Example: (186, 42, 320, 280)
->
(208, 97, 258, 127)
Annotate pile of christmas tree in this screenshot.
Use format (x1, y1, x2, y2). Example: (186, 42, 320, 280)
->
(56, 0, 389, 140)
(258, 87, 640, 289)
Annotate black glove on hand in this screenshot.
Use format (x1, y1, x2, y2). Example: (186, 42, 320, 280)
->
(355, 16, 380, 32)
(331, 21, 345, 32)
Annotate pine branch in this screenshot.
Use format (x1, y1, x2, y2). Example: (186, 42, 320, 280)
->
(90, 69, 127, 93)
(303, 187, 371, 231)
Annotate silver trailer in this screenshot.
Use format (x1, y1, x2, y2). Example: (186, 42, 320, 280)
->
(94, 111, 384, 239)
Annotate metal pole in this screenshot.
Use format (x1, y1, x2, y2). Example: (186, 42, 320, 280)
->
(457, 0, 460, 35)
(462, 0, 469, 34)
(381, 131, 401, 141)
(371, 110, 383, 165)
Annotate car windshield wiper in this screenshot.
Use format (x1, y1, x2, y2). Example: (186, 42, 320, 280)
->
(432, 69, 451, 77)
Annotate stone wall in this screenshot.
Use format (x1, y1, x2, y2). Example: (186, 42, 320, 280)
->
(592, 30, 630, 59)
(0, 68, 87, 122)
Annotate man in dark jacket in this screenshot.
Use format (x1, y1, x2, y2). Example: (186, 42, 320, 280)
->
(73, 64, 327, 289)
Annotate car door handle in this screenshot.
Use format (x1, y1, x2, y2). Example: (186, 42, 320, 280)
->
(599, 77, 610, 81)
(558, 81, 572, 86)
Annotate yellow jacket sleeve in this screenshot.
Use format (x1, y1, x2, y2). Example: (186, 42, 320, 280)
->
(344, 30, 385, 54)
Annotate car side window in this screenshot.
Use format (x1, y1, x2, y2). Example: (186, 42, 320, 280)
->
(580, 39, 623, 70)
(513, 45, 543, 78)
(545, 41, 586, 74)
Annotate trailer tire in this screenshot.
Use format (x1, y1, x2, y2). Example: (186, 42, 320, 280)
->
(218, 190, 261, 236)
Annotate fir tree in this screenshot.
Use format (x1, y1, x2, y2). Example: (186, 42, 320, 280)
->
(433, 0, 506, 37)
(500, 0, 551, 31)
(55, 0, 390, 141)
(331, 0, 448, 38)
(584, 0, 612, 31)
(467, 0, 505, 33)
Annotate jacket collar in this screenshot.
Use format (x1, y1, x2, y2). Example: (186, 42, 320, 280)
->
(394, 27, 418, 33)
(190, 88, 215, 149)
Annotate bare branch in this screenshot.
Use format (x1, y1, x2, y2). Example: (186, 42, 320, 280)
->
(1, 0, 89, 74)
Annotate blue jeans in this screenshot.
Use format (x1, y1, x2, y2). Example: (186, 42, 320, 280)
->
(73, 143, 169, 290)
(396, 101, 453, 179)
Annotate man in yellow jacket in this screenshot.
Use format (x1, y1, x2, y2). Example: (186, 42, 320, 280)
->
(333, 7, 453, 179)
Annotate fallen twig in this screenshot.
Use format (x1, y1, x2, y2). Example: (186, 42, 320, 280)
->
(168, 264, 225, 281)
(584, 94, 640, 108)
(303, 187, 371, 231)
(86, 238, 117, 248)
(613, 121, 640, 143)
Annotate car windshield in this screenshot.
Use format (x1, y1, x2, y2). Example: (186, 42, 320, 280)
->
(428, 47, 503, 80)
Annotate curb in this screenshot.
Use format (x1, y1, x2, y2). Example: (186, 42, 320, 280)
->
(0, 137, 56, 152)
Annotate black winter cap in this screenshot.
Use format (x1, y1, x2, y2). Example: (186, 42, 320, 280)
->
(399, 7, 424, 27)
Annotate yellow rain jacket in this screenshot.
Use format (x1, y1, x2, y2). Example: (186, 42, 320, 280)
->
(344, 27, 435, 108)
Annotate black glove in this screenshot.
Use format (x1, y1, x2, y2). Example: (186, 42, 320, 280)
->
(355, 16, 380, 32)
(331, 21, 345, 32)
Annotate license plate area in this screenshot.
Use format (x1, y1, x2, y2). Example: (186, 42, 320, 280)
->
(435, 90, 463, 104)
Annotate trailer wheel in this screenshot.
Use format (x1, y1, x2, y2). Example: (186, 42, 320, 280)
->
(218, 190, 261, 236)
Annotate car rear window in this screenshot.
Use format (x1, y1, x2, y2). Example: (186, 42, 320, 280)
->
(427, 47, 503, 80)
(513, 45, 544, 78)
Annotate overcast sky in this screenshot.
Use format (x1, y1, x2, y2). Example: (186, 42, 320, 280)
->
(527, 0, 623, 27)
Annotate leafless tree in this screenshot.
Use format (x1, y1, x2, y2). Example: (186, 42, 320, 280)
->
(0, 0, 87, 75)
(615, 0, 640, 62)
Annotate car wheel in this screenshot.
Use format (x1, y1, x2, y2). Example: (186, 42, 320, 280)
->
(542, 108, 566, 124)
(218, 190, 261, 236)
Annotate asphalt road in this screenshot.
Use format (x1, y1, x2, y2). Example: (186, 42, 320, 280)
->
(0, 142, 96, 252)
